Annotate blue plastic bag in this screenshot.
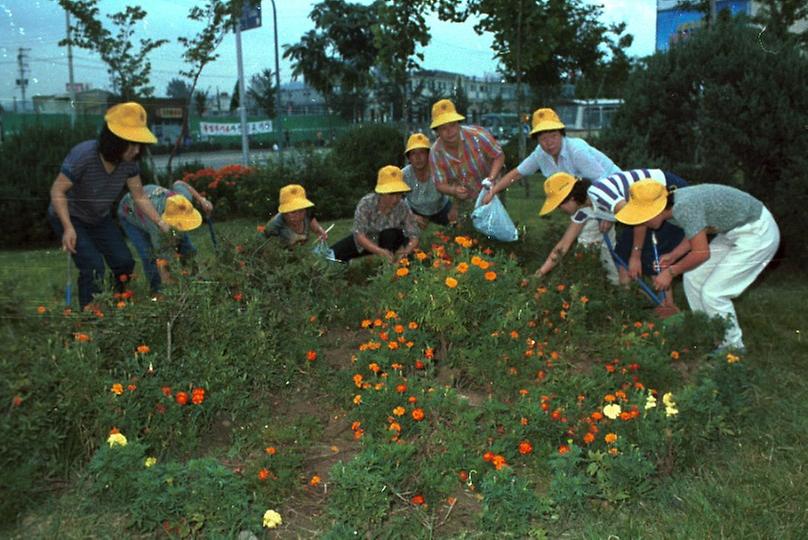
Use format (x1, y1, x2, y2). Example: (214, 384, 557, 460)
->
(471, 181, 519, 242)
(311, 238, 339, 262)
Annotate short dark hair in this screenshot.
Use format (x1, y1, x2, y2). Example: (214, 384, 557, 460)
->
(98, 124, 139, 164)
(562, 178, 591, 206)
(531, 128, 566, 141)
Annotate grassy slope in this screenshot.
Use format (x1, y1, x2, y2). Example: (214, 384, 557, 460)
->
(3, 185, 807, 538)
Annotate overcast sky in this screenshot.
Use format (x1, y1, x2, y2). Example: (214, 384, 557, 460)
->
(0, 0, 657, 108)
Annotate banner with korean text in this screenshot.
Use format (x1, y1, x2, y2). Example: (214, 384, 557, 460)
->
(199, 120, 273, 137)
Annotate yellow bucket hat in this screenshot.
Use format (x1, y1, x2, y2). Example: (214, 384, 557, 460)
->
(104, 102, 158, 144)
(615, 180, 669, 225)
(278, 184, 315, 213)
(375, 165, 411, 194)
(539, 172, 577, 216)
(530, 108, 565, 136)
(405, 132, 431, 155)
(162, 194, 202, 231)
(430, 99, 465, 129)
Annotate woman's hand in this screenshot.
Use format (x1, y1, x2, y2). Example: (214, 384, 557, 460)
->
(481, 191, 494, 205)
(62, 226, 77, 254)
(653, 268, 673, 291)
(628, 253, 642, 279)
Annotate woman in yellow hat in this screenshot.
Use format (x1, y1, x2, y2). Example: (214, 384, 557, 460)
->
(330, 166, 420, 263)
(482, 107, 619, 204)
(262, 184, 328, 248)
(117, 180, 212, 294)
(428, 99, 505, 204)
(47, 101, 167, 310)
(616, 181, 780, 353)
(534, 173, 618, 284)
(402, 132, 454, 227)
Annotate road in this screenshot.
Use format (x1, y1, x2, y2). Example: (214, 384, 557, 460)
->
(149, 148, 281, 172)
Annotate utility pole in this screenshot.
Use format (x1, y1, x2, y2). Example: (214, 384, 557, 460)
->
(235, 22, 249, 166)
(65, 10, 76, 126)
(709, 0, 718, 26)
(16, 48, 30, 112)
(271, 0, 282, 154)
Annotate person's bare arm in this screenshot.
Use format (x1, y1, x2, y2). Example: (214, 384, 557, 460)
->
(50, 173, 76, 253)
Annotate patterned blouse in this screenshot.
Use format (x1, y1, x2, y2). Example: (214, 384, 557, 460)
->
(351, 193, 420, 252)
(429, 125, 503, 193)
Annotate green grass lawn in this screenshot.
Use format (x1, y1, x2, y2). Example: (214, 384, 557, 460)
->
(3, 186, 807, 538)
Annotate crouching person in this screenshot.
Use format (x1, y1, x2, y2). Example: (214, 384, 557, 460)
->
(263, 184, 328, 248)
(616, 180, 780, 353)
(330, 166, 420, 263)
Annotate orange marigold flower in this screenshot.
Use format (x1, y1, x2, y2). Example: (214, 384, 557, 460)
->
(309, 475, 321, 487)
(456, 262, 469, 273)
(175, 392, 189, 406)
(395, 267, 409, 277)
(583, 432, 595, 444)
(556, 284, 566, 292)
(518, 388, 529, 396)
(484, 271, 497, 282)
(258, 468, 270, 481)
(388, 341, 399, 350)
(389, 421, 402, 432)
(306, 350, 317, 362)
(415, 250, 428, 261)
(393, 406, 406, 416)
(670, 351, 680, 360)
(518, 440, 533, 455)
(407, 396, 417, 404)
(265, 446, 277, 455)
(591, 411, 604, 421)
(483, 451, 495, 462)
(604, 394, 616, 403)
(191, 388, 205, 405)
(411, 494, 425, 505)
(605, 433, 618, 444)
(256, 224, 266, 233)
(393, 324, 405, 334)
(558, 445, 571, 455)
(445, 276, 458, 288)
(11, 395, 23, 407)
(396, 384, 407, 393)
(415, 360, 425, 370)
(127, 384, 137, 392)
(37, 305, 47, 315)
(353, 394, 362, 405)
(492, 454, 507, 470)
(411, 408, 425, 421)
(361, 319, 372, 328)
(116, 301, 127, 309)
(111, 383, 124, 395)
(74, 333, 91, 342)
(478, 260, 491, 270)
(369, 362, 380, 373)
(136, 344, 150, 354)
(385, 310, 398, 320)
(232, 292, 244, 302)
(373, 318, 383, 327)
(161, 386, 172, 397)
(353, 428, 364, 439)
(408, 322, 418, 330)
(580, 296, 589, 304)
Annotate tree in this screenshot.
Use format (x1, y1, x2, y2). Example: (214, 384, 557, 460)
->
(283, 0, 379, 122)
(194, 90, 209, 117)
(58, 0, 168, 99)
(229, 80, 240, 113)
(599, 16, 808, 265)
(166, 78, 192, 99)
(247, 69, 277, 118)
(752, 0, 808, 46)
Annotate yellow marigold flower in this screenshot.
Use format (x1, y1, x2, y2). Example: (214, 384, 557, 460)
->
(107, 432, 128, 448)
(726, 353, 740, 364)
(111, 383, 124, 396)
(603, 403, 622, 420)
(393, 406, 406, 416)
(456, 262, 469, 273)
(309, 474, 321, 487)
(144, 456, 157, 468)
(666, 406, 679, 417)
(445, 277, 458, 288)
(484, 271, 497, 281)
(263, 509, 282, 529)
(415, 250, 428, 261)
(361, 319, 372, 328)
(353, 394, 362, 405)
(470, 255, 482, 266)
(644, 394, 657, 410)
(395, 267, 409, 277)
(385, 310, 398, 320)
(662, 392, 675, 407)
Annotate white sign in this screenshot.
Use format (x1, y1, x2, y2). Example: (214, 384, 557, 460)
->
(199, 120, 273, 137)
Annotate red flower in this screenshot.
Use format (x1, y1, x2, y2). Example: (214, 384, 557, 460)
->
(458, 470, 468, 482)
(175, 391, 189, 406)
(233, 292, 244, 302)
(258, 468, 270, 481)
(483, 451, 495, 463)
(306, 350, 318, 362)
(11, 395, 22, 407)
(415, 360, 425, 370)
(395, 384, 407, 394)
(191, 387, 205, 405)
(411, 494, 425, 505)
(411, 408, 425, 421)
(518, 440, 533, 455)
(161, 386, 172, 397)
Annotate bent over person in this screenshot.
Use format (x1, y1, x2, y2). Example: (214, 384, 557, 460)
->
(48, 102, 165, 310)
(330, 166, 420, 263)
(616, 181, 780, 353)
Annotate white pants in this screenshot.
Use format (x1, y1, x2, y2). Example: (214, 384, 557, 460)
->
(683, 207, 779, 349)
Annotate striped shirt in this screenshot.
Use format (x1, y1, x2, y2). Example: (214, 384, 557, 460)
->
(516, 136, 619, 181)
(58, 140, 140, 224)
(588, 169, 688, 220)
(429, 125, 503, 192)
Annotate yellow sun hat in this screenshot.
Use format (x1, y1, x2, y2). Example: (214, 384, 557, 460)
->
(278, 184, 315, 213)
(539, 172, 578, 216)
(375, 165, 411, 194)
(104, 102, 158, 144)
(430, 99, 465, 129)
(162, 194, 202, 231)
(405, 132, 431, 155)
(615, 180, 669, 225)
(529, 107, 566, 136)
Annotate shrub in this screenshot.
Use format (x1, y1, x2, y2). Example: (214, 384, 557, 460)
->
(329, 124, 406, 193)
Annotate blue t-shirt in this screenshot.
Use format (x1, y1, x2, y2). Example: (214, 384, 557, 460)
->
(56, 140, 140, 224)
